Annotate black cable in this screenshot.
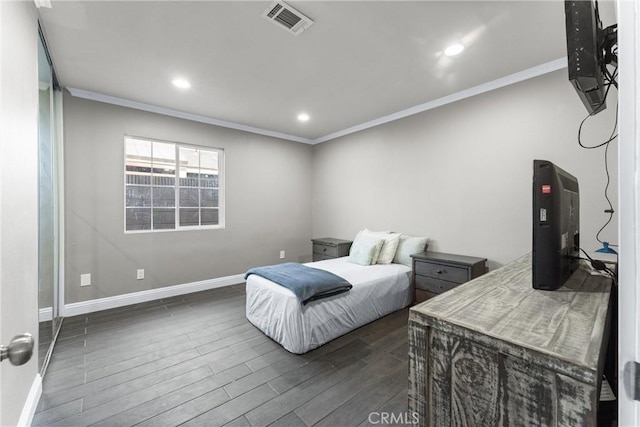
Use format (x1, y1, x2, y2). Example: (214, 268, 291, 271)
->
(575, 65, 618, 247)
(595, 100, 618, 244)
(577, 69, 618, 149)
(603, 65, 618, 88)
(577, 248, 617, 283)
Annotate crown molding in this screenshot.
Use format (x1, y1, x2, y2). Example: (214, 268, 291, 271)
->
(67, 57, 567, 146)
(314, 57, 568, 144)
(65, 87, 315, 145)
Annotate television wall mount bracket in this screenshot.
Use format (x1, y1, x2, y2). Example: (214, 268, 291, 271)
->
(601, 23, 618, 67)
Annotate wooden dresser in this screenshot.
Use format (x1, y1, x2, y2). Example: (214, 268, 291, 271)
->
(311, 238, 352, 262)
(408, 254, 612, 426)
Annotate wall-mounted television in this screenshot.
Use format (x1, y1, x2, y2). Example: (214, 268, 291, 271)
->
(532, 160, 580, 291)
(564, 0, 617, 115)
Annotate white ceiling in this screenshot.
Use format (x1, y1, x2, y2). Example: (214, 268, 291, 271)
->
(37, 1, 612, 143)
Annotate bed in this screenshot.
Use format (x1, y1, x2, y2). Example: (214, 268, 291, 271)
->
(245, 256, 413, 354)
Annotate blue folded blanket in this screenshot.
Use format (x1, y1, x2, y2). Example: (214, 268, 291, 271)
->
(245, 262, 352, 305)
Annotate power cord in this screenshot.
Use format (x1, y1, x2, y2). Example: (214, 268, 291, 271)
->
(578, 248, 617, 285)
(576, 65, 619, 249)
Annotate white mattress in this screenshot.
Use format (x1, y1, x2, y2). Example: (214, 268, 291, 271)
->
(245, 257, 412, 354)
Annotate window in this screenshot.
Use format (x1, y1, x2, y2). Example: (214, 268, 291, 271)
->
(124, 136, 224, 232)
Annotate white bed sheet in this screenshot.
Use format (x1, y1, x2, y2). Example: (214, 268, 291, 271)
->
(245, 257, 412, 354)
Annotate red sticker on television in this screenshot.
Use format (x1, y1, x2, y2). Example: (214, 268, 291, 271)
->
(542, 185, 551, 194)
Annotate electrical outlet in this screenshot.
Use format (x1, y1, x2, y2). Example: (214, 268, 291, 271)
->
(80, 273, 91, 287)
(280, 250, 285, 259)
(137, 269, 144, 280)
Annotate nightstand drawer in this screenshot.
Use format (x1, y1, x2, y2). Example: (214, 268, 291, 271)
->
(312, 253, 334, 262)
(415, 262, 468, 283)
(313, 243, 339, 258)
(311, 238, 353, 262)
(415, 275, 459, 294)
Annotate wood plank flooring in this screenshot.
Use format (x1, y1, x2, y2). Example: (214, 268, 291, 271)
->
(34, 284, 412, 426)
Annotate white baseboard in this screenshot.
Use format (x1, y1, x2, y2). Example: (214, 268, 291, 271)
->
(39, 307, 52, 322)
(17, 373, 42, 427)
(61, 274, 245, 317)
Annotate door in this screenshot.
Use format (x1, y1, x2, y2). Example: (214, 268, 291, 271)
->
(0, 1, 40, 426)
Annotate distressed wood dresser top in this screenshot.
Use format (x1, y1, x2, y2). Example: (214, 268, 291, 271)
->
(410, 253, 612, 375)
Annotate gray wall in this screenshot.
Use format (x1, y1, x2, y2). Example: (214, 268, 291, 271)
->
(64, 95, 313, 304)
(0, 1, 40, 424)
(64, 67, 619, 303)
(311, 69, 619, 269)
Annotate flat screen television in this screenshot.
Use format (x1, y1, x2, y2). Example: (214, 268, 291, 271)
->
(564, 0, 608, 114)
(532, 160, 580, 290)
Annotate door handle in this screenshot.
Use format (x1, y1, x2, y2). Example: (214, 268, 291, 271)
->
(623, 361, 640, 401)
(0, 333, 34, 366)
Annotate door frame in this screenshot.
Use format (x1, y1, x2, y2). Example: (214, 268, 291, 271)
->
(617, 0, 640, 424)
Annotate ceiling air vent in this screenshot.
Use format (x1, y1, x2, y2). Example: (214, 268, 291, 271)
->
(262, 1, 314, 36)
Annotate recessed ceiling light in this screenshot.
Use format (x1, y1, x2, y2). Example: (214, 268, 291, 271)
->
(172, 78, 191, 89)
(444, 43, 465, 57)
(297, 113, 310, 122)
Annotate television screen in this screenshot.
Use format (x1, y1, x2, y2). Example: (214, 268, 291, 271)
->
(532, 160, 580, 290)
(564, 0, 607, 114)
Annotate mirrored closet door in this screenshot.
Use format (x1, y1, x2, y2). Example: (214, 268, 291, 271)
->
(38, 24, 63, 376)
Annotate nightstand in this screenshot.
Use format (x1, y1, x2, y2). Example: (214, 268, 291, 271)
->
(411, 251, 487, 303)
(311, 238, 353, 262)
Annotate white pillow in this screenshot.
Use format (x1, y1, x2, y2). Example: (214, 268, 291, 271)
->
(356, 229, 401, 264)
(374, 232, 401, 264)
(348, 234, 385, 266)
(393, 235, 428, 266)
(352, 229, 382, 262)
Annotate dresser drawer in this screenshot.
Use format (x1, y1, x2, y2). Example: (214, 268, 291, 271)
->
(414, 262, 468, 283)
(313, 243, 339, 258)
(415, 275, 459, 294)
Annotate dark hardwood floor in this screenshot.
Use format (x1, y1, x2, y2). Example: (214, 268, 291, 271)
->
(34, 284, 412, 426)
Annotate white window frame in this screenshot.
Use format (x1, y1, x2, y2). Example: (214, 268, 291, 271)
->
(124, 135, 225, 233)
